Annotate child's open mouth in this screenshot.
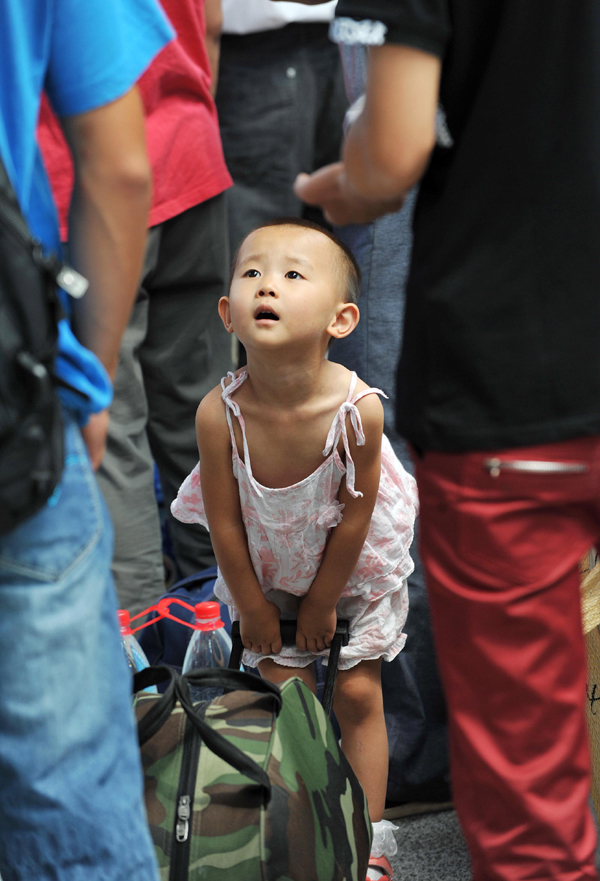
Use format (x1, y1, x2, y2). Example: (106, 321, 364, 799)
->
(254, 308, 279, 321)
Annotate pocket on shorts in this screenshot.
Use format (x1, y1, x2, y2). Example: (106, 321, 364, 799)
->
(0, 421, 104, 583)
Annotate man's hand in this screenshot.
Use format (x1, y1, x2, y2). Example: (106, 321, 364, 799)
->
(81, 409, 109, 470)
(294, 162, 403, 227)
(297, 594, 337, 653)
(240, 599, 282, 655)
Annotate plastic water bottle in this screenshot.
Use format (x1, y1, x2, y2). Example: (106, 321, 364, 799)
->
(118, 609, 157, 694)
(182, 601, 232, 704)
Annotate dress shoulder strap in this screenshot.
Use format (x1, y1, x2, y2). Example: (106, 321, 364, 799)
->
(322, 372, 388, 499)
(220, 369, 264, 497)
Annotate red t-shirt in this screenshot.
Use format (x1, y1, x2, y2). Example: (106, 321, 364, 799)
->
(38, 0, 232, 237)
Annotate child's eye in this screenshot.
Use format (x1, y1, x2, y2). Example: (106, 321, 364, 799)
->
(243, 269, 260, 278)
(285, 271, 303, 280)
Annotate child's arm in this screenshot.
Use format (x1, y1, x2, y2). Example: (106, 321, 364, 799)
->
(196, 389, 282, 656)
(296, 393, 385, 653)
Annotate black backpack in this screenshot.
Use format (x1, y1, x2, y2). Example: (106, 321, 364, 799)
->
(0, 154, 85, 536)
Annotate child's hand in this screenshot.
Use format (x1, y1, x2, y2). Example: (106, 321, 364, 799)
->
(240, 600, 282, 655)
(296, 595, 337, 653)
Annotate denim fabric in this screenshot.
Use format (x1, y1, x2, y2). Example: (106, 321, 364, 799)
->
(0, 415, 158, 881)
(330, 144, 450, 802)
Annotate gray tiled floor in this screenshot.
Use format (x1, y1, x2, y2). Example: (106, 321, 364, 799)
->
(389, 810, 470, 881)
(388, 804, 600, 881)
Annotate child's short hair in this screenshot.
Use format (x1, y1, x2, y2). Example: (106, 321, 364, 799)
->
(230, 217, 362, 304)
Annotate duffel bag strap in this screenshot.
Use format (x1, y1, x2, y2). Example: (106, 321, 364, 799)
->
(176, 675, 275, 804)
(134, 665, 179, 746)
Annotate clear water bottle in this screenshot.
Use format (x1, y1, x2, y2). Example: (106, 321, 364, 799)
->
(182, 601, 232, 704)
(118, 609, 157, 694)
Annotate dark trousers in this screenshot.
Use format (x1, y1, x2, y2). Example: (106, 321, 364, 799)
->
(97, 195, 232, 615)
(415, 437, 600, 880)
(216, 22, 348, 253)
(330, 203, 450, 805)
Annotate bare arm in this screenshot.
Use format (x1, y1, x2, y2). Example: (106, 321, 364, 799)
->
(204, 0, 223, 97)
(344, 44, 440, 199)
(295, 43, 441, 224)
(61, 86, 151, 380)
(297, 394, 384, 653)
(197, 389, 282, 655)
(59, 86, 152, 466)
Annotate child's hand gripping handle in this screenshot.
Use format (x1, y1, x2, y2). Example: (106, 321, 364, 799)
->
(228, 618, 350, 717)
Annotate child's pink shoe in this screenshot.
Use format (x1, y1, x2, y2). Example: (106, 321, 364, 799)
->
(366, 854, 393, 881)
(367, 819, 398, 880)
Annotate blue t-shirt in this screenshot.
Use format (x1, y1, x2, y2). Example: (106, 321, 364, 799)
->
(0, 0, 173, 422)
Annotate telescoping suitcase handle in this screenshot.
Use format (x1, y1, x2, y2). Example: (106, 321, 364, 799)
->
(229, 619, 350, 717)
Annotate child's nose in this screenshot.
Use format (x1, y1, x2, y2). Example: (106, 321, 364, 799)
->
(257, 285, 278, 298)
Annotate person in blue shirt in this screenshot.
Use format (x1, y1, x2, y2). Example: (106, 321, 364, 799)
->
(0, 1, 172, 878)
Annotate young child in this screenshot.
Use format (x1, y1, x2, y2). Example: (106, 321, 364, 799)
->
(172, 218, 417, 881)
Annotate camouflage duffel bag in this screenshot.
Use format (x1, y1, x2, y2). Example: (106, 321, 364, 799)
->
(133, 665, 371, 881)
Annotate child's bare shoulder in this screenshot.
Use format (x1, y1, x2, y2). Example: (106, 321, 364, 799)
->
(324, 363, 384, 438)
(196, 383, 228, 436)
(352, 375, 385, 432)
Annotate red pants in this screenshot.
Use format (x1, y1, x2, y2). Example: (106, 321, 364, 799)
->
(414, 437, 600, 881)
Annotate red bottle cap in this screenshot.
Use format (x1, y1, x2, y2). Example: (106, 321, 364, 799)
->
(117, 609, 133, 636)
(194, 601, 224, 631)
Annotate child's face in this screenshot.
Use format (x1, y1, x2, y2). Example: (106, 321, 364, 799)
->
(220, 226, 348, 351)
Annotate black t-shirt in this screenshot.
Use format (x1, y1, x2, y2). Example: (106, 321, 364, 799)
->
(335, 0, 600, 451)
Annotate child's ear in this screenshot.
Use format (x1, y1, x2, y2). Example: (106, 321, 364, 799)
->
(328, 302, 360, 341)
(218, 296, 234, 333)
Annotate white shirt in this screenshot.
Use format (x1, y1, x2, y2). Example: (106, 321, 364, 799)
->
(222, 0, 337, 35)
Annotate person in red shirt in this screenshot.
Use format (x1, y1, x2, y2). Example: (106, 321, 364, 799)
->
(39, 0, 233, 614)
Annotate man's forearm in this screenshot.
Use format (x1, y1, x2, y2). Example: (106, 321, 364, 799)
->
(294, 43, 440, 225)
(343, 109, 427, 202)
(67, 177, 150, 380)
(343, 44, 440, 202)
(62, 87, 152, 380)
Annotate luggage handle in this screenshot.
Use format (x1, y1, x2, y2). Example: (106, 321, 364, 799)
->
(229, 619, 350, 717)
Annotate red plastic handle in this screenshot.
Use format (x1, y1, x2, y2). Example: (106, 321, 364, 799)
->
(128, 596, 200, 634)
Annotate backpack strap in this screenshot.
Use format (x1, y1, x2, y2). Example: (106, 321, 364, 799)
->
(0, 153, 86, 300)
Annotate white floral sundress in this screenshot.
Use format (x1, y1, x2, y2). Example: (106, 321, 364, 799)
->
(172, 369, 418, 670)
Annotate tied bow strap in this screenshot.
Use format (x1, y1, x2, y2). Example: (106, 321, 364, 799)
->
(221, 370, 264, 497)
(322, 401, 366, 498)
(316, 501, 345, 528)
(220, 370, 245, 397)
(322, 389, 388, 498)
